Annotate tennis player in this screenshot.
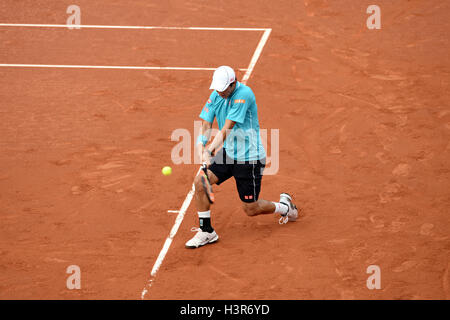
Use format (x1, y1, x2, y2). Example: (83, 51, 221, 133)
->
(186, 66, 299, 249)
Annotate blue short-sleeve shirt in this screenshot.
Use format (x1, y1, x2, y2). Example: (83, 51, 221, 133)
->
(199, 82, 266, 161)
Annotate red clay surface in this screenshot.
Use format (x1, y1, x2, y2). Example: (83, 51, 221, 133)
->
(0, 0, 449, 299)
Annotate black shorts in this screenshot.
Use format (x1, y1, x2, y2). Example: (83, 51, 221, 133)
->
(208, 148, 265, 203)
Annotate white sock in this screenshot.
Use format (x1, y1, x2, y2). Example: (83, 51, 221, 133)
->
(198, 210, 211, 218)
(272, 202, 288, 215)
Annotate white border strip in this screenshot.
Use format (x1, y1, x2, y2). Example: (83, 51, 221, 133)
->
(0, 23, 268, 31)
(0, 64, 248, 71)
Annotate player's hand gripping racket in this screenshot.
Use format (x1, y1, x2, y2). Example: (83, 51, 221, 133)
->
(200, 163, 215, 204)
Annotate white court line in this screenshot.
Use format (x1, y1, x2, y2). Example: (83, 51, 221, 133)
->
(0, 64, 248, 71)
(0, 23, 270, 71)
(0, 23, 268, 31)
(241, 28, 272, 84)
(140, 167, 201, 300)
(140, 28, 272, 300)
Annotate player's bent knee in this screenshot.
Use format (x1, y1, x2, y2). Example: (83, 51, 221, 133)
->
(242, 202, 259, 216)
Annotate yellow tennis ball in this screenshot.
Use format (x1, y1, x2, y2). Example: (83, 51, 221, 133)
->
(162, 166, 172, 176)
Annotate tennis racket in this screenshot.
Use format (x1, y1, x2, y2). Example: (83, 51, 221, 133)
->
(200, 163, 215, 204)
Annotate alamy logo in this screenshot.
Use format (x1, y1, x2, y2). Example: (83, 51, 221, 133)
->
(366, 5, 381, 30)
(366, 265, 381, 290)
(170, 121, 280, 175)
(66, 265, 81, 290)
(66, 5, 81, 30)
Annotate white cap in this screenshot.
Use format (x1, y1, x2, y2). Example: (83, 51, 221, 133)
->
(209, 66, 236, 92)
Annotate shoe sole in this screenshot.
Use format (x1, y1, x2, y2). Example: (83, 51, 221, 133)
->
(185, 235, 219, 249)
(290, 209, 299, 221)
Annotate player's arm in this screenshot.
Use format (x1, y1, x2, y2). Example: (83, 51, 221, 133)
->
(196, 120, 213, 150)
(206, 119, 236, 155)
(197, 92, 216, 163)
(210, 93, 251, 154)
(196, 120, 213, 161)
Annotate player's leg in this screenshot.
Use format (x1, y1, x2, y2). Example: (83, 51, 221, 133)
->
(234, 160, 299, 223)
(241, 199, 277, 216)
(186, 149, 232, 249)
(193, 169, 218, 212)
(242, 195, 298, 224)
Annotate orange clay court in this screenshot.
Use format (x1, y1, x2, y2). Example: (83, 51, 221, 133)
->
(0, 0, 449, 300)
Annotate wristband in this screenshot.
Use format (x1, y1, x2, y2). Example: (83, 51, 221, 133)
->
(196, 135, 208, 146)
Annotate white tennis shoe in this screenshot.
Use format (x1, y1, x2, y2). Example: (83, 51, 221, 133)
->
(279, 193, 299, 224)
(185, 227, 219, 249)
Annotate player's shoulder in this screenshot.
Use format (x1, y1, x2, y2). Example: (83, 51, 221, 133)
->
(237, 82, 254, 96)
(233, 82, 255, 103)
